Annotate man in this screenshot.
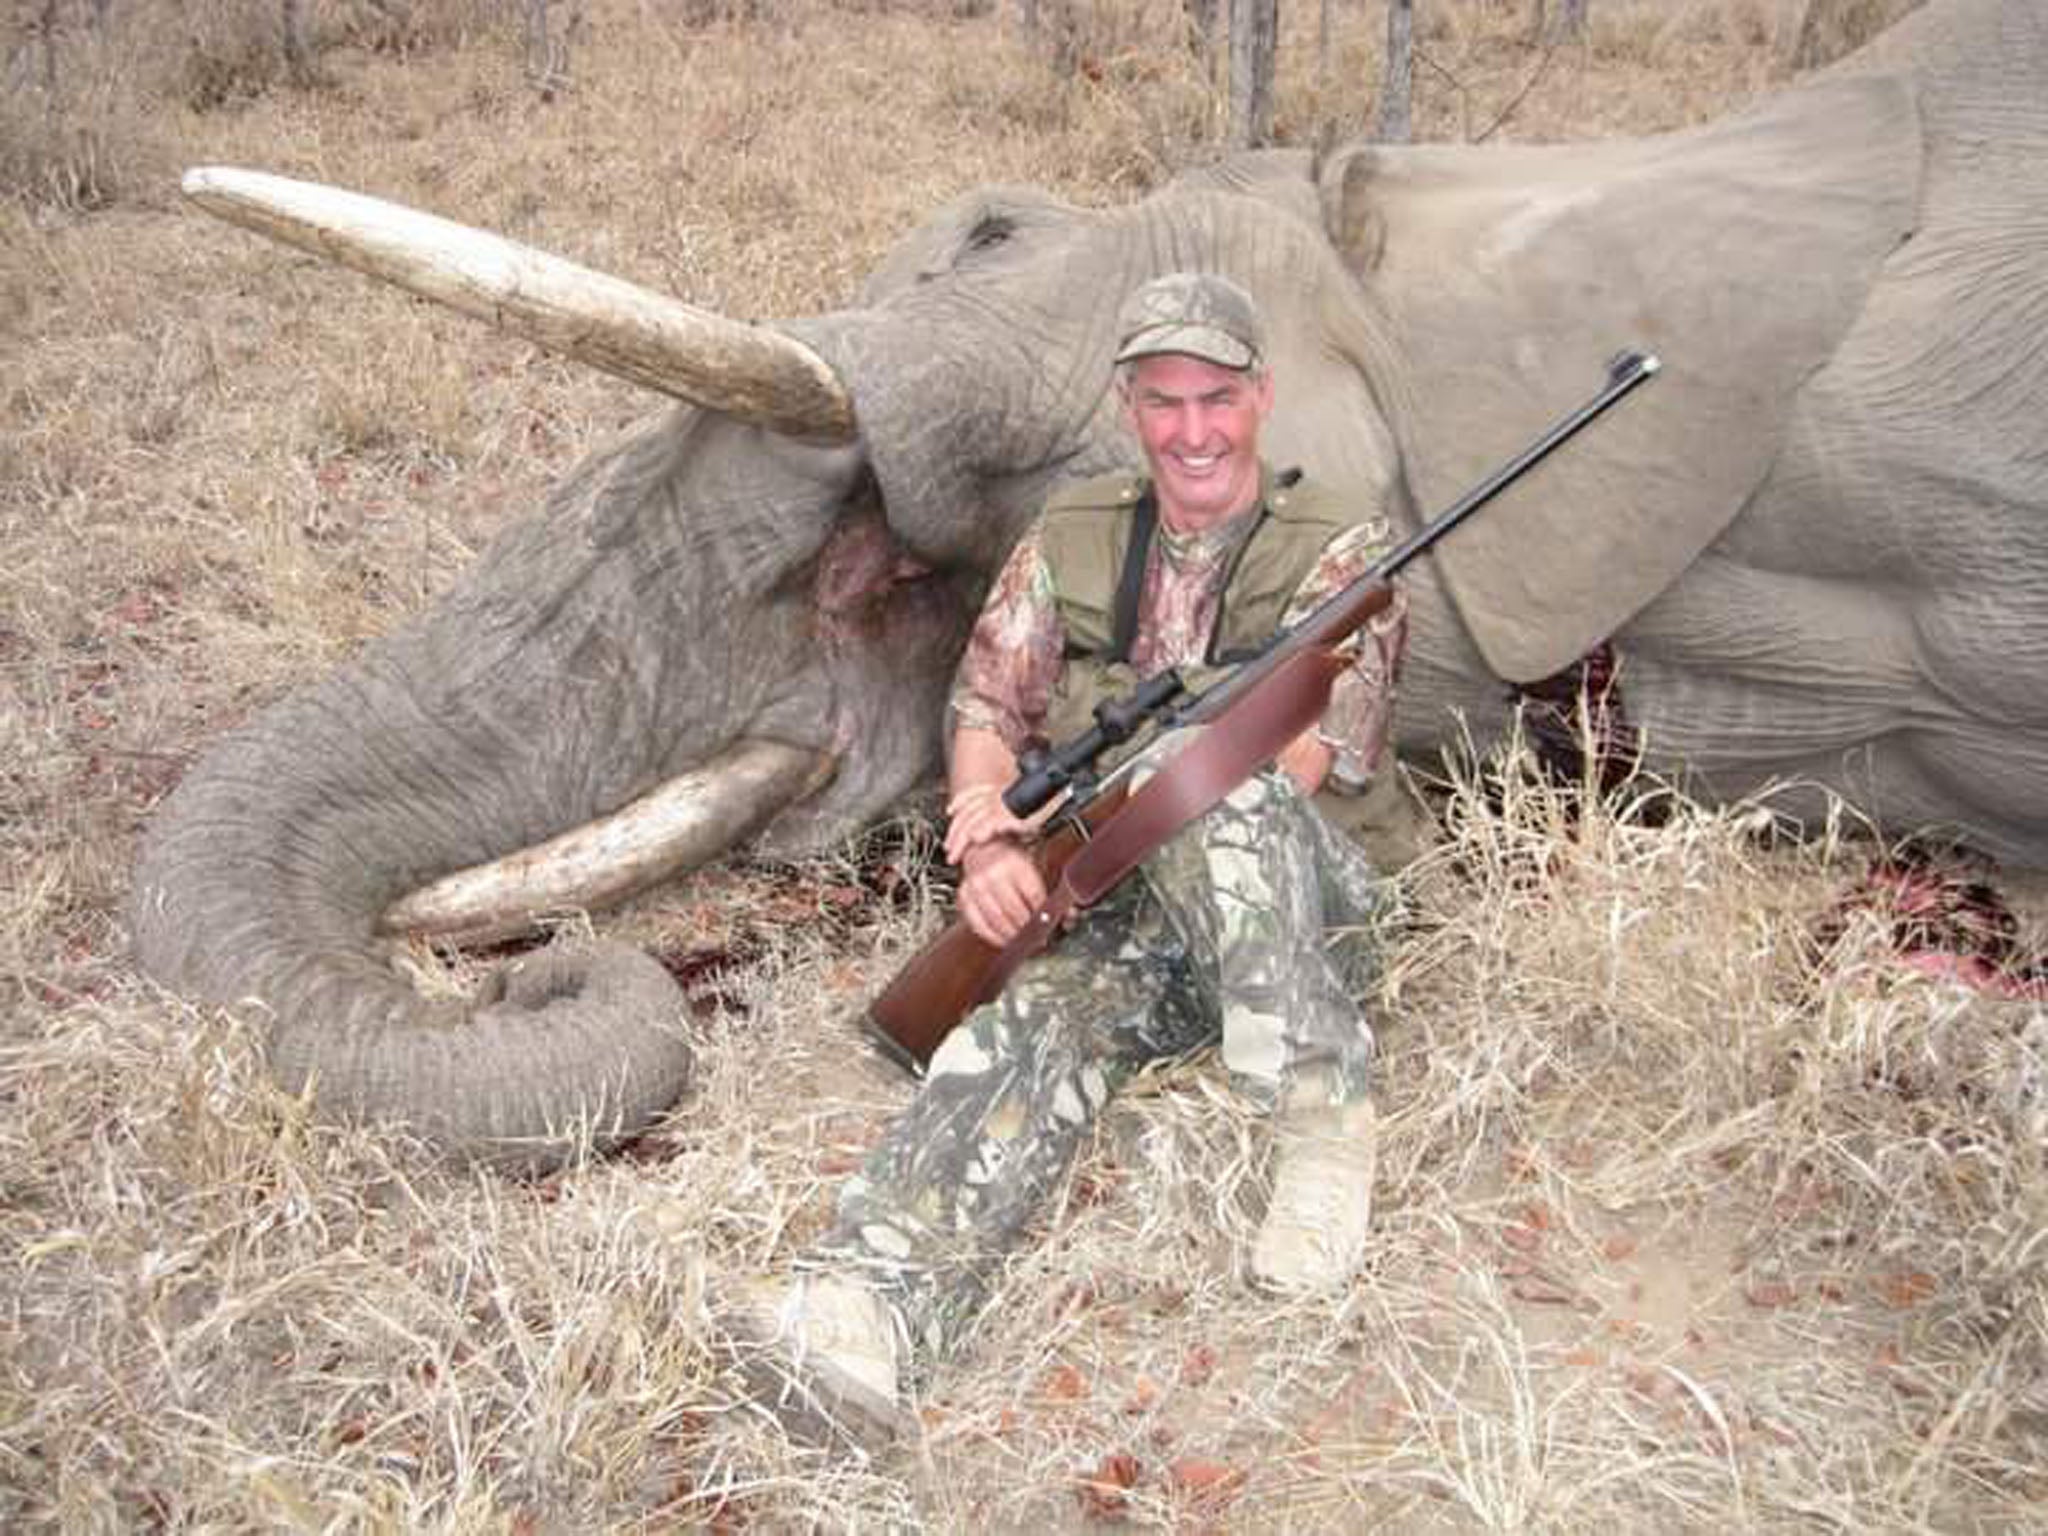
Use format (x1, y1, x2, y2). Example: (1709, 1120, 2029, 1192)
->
(735, 272, 1408, 1449)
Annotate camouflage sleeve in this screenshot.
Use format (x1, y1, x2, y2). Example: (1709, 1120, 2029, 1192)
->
(948, 522, 1066, 754)
(1282, 519, 1408, 788)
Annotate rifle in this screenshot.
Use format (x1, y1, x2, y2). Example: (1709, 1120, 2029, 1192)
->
(866, 349, 1661, 1074)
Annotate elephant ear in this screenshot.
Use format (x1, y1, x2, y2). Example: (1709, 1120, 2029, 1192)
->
(1321, 74, 1920, 683)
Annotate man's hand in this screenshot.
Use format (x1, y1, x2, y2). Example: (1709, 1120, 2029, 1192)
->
(1276, 727, 1335, 796)
(955, 838, 1048, 947)
(943, 782, 1036, 865)
(946, 726, 1058, 945)
(947, 780, 1047, 945)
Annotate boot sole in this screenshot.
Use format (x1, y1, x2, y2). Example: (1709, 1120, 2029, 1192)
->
(717, 1289, 917, 1456)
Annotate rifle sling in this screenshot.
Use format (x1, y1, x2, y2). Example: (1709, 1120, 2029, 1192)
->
(972, 643, 1351, 1004)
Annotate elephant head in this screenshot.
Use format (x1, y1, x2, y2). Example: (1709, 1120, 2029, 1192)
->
(137, 0, 2045, 1167)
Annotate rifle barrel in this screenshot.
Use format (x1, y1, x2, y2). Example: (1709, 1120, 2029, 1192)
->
(1007, 348, 1662, 814)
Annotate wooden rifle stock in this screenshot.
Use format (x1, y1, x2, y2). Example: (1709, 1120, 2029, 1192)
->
(865, 786, 1129, 1073)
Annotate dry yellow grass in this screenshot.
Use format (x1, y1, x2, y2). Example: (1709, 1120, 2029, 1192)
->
(6, 0, 2044, 1528)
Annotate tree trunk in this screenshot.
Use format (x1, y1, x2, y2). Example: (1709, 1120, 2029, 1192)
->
(526, 0, 583, 98)
(1375, 0, 1414, 143)
(1529, 0, 1589, 45)
(1227, 0, 1279, 149)
(280, 0, 313, 86)
(40, 0, 61, 98)
(1316, 0, 1333, 123)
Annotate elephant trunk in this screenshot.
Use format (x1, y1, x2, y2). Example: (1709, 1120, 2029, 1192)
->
(130, 636, 737, 1169)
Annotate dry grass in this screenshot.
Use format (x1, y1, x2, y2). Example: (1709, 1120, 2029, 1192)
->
(6, 0, 2043, 1528)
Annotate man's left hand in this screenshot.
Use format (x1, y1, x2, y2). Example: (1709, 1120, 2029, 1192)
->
(944, 783, 1037, 865)
(1276, 729, 1335, 796)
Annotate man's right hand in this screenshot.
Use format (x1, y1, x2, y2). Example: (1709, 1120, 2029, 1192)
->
(956, 839, 1047, 948)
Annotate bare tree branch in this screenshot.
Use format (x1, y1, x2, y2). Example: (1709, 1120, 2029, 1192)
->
(1375, 0, 1414, 143)
(1227, 0, 1278, 149)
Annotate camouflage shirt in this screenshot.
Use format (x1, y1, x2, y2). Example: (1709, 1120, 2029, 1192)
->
(952, 492, 1408, 788)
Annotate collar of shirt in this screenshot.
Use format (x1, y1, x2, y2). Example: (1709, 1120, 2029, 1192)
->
(1155, 501, 1260, 571)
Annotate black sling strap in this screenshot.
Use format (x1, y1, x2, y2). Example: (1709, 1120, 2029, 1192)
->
(1106, 485, 1158, 664)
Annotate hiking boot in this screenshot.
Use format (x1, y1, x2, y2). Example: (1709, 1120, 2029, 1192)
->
(1249, 1098, 1378, 1295)
(722, 1272, 914, 1454)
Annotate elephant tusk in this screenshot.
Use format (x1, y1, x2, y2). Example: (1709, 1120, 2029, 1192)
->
(182, 166, 857, 442)
(381, 739, 837, 947)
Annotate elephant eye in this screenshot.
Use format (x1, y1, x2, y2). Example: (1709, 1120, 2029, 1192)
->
(963, 214, 1014, 257)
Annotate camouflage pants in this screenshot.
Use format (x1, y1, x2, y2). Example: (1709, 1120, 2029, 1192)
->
(809, 754, 1393, 1375)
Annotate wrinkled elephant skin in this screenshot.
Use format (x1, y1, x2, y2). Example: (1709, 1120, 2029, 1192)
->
(134, 0, 2048, 1165)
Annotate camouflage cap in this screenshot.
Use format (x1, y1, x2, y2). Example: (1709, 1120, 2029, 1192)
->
(1113, 271, 1265, 371)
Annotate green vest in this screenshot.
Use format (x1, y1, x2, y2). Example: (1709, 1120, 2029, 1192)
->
(1031, 464, 1426, 866)
(1037, 463, 1364, 745)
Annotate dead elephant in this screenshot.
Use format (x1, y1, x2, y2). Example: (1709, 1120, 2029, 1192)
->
(133, 0, 2048, 1167)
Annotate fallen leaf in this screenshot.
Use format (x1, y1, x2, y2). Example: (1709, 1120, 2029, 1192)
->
(1509, 1274, 1578, 1306)
(1040, 1363, 1090, 1402)
(1876, 1270, 1937, 1309)
(1601, 1235, 1638, 1261)
(1744, 1279, 1800, 1308)
(1624, 1366, 1668, 1402)
(1167, 1457, 1246, 1510)
(1052, 1279, 1099, 1315)
(1121, 1374, 1160, 1414)
(1179, 1343, 1219, 1386)
(112, 591, 159, 626)
(1070, 1168, 1120, 1207)
(1501, 1223, 1543, 1254)
(1075, 1451, 1142, 1519)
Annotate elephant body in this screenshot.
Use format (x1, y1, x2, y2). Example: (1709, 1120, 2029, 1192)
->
(135, 0, 2048, 1162)
(1597, 2, 2048, 853)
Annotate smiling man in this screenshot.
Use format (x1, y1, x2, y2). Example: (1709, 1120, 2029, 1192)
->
(739, 273, 1409, 1450)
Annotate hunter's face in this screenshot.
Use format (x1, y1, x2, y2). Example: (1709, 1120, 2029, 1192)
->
(1120, 352, 1274, 533)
